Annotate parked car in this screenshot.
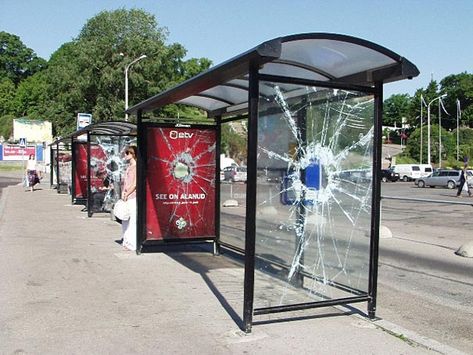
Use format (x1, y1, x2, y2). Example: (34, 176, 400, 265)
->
(223, 166, 247, 182)
(336, 169, 371, 183)
(381, 169, 400, 182)
(415, 169, 473, 189)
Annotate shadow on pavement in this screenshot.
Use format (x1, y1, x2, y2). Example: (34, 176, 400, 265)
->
(143, 243, 245, 328)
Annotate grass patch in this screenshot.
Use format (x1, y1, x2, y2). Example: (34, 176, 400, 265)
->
(0, 163, 24, 172)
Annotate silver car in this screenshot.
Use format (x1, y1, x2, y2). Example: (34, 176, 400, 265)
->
(415, 169, 472, 189)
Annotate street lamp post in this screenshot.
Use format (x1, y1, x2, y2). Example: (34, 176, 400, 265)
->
(427, 94, 447, 166)
(457, 99, 461, 161)
(125, 54, 147, 121)
(420, 95, 427, 164)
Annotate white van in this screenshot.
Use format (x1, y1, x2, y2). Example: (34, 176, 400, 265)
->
(418, 164, 433, 178)
(391, 164, 422, 182)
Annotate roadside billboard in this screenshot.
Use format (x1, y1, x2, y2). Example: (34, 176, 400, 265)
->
(2, 144, 36, 160)
(145, 127, 216, 240)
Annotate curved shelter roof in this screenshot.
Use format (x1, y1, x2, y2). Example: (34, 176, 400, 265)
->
(49, 121, 137, 145)
(127, 33, 419, 118)
(71, 121, 137, 137)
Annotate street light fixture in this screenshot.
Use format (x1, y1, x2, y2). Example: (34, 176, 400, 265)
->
(420, 95, 427, 164)
(457, 99, 461, 162)
(427, 94, 447, 166)
(125, 54, 147, 121)
(438, 96, 449, 168)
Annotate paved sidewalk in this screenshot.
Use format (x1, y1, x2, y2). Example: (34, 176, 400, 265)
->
(0, 181, 464, 354)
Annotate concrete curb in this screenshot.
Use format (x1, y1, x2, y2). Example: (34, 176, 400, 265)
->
(372, 318, 467, 355)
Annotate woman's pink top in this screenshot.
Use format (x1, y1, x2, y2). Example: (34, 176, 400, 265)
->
(123, 164, 136, 199)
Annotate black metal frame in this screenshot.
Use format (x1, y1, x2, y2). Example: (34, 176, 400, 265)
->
(49, 143, 56, 189)
(136, 120, 218, 253)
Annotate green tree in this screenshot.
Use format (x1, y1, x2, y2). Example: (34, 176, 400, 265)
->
(0, 32, 46, 85)
(0, 114, 14, 139)
(38, 8, 211, 136)
(440, 72, 473, 128)
(13, 72, 48, 118)
(408, 81, 441, 129)
(383, 94, 411, 127)
(0, 78, 16, 116)
(405, 124, 455, 165)
(221, 122, 247, 163)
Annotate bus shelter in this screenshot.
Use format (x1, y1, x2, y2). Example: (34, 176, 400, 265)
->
(68, 121, 137, 216)
(126, 33, 419, 332)
(49, 139, 72, 193)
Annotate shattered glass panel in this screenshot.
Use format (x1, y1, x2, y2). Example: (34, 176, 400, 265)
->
(254, 82, 374, 308)
(89, 135, 136, 213)
(57, 146, 72, 188)
(220, 120, 248, 250)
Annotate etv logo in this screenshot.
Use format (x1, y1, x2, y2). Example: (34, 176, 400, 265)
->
(169, 131, 194, 139)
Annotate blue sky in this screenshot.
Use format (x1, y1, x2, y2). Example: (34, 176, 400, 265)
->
(1, 0, 472, 98)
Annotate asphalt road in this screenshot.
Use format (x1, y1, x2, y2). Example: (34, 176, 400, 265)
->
(219, 180, 473, 353)
(378, 181, 473, 353)
(0, 173, 22, 199)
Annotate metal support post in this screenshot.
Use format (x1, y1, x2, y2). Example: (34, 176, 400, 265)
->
(368, 82, 383, 318)
(242, 63, 259, 333)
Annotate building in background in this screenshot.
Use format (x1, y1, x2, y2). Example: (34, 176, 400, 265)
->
(0, 118, 53, 162)
(13, 118, 53, 143)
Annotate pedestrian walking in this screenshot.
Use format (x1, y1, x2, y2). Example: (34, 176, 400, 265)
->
(121, 146, 137, 251)
(456, 165, 471, 197)
(25, 154, 40, 192)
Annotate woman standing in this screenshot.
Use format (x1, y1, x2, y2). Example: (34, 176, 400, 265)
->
(26, 154, 40, 192)
(121, 146, 137, 251)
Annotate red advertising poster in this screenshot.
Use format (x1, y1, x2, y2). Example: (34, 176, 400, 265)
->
(89, 143, 107, 191)
(74, 143, 88, 198)
(146, 127, 216, 240)
(3, 145, 36, 160)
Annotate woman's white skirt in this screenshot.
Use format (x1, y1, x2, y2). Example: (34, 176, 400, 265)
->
(121, 197, 136, 251)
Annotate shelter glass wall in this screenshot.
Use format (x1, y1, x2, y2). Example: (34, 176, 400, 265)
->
(254, 82, 374, 308)
(89, 135, 136, 213)
(219, 120, 248, 251)
(57, 144, 72, 191)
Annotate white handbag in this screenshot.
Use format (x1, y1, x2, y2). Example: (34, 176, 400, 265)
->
(113, 199, 130, 220)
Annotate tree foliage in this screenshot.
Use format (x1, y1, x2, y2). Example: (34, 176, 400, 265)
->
(383, 94, 410, 127)
(0, 9, 212, 138)
(0, 31, 47, 85)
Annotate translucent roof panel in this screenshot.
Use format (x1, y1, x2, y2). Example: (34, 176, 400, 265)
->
(178, 96, 228, 112)
(127, 33, 419, 118)
(72, 121, 137, 138)
(260, 62, 331, 82)
(275, 37, 396, 79)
